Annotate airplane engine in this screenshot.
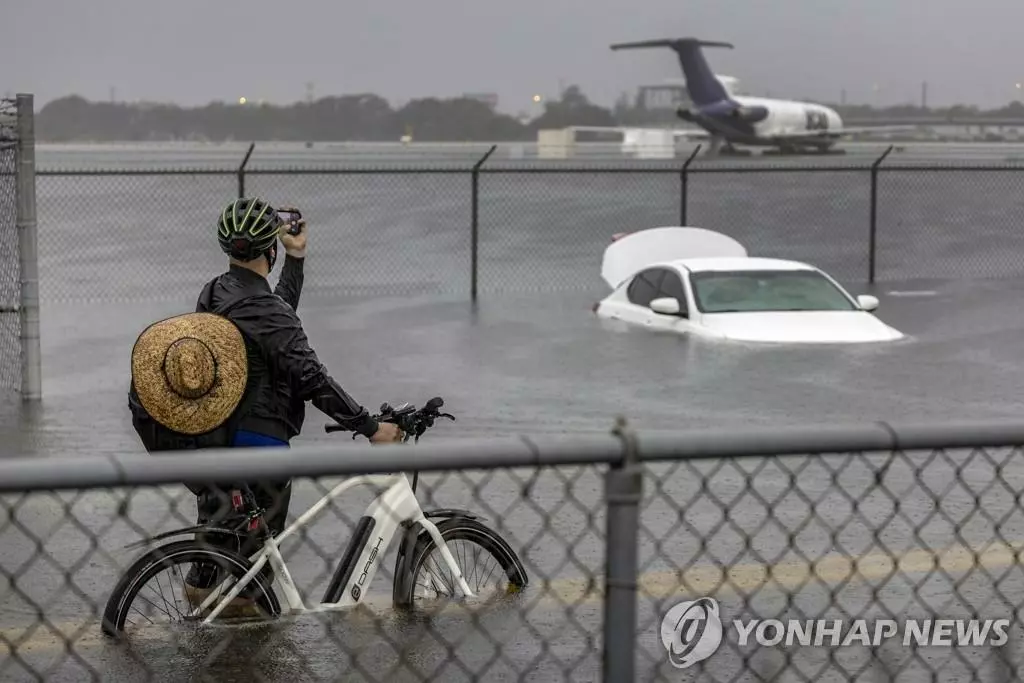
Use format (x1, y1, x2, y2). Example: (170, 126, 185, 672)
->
(730, 105, 769, 123)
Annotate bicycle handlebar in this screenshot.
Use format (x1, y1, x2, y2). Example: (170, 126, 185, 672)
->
(324, 395, 455, 442)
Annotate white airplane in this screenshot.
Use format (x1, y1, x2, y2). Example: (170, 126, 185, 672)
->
(610, 38, 914, 156)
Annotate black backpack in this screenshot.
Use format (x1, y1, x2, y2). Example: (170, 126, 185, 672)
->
(127, 278, 254, 493)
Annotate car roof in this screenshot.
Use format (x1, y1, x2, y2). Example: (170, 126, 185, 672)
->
(667, 257, 819, 273)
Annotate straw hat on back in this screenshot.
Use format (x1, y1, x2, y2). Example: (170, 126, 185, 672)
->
(130, 312, 248, 436)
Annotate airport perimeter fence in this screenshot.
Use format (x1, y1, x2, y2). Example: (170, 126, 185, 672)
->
(0, 94, 41, 402)
(3, 418, 1024, 681)
(30, 142, 1024, 308)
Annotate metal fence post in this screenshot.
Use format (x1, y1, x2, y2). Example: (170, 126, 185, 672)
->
(470, 144, 497, 302)
(237, 142, 255, 198)
(603, 416, 643, 682)
(15, 94, 40, 401)
(679, 145, 702, 225)
(868, 145, 894, 283)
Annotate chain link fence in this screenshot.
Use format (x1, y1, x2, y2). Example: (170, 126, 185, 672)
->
(874, 167, 1024, 280)
(685, 166, 872, 284)
(245, 169, 473, 300)
(2, 420, 1024, 681)
(0, 97, 28, 396)
(473, 165, 680, 295)
(35, 171, 239, 304)
(32, 149, 1024, 308)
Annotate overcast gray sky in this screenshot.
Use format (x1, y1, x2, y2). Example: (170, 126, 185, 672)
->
(5, 0, 1023, 113)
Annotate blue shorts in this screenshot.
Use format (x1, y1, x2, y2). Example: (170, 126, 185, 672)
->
(232, 430, 288, 448)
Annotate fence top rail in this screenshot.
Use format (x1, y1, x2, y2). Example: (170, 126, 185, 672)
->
(31, 166, 478, 177)
(28, 162, 1024, 177)
(2, 419, 1024, 493)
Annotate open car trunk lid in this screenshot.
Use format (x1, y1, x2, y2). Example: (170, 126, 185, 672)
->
(601, 227, 748, 289)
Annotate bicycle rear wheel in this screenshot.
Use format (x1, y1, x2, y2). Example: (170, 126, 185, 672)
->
(397, 517, 528, 611)
(101, 539, 281, 638)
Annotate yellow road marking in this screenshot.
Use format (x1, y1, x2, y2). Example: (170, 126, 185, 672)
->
(3, 539, 1022, 655)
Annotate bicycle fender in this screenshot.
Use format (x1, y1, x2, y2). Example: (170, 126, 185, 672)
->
(392, 509, 478, 607)
(123, 524, 248, 550)
(422, 508, 479, 522)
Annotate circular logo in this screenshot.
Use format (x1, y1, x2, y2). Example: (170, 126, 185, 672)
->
(660, 597, 724, 669)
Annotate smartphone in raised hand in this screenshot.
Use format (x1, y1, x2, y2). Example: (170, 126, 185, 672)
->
(277, 208, 303, 235)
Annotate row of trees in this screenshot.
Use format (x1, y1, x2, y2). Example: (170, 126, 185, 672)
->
(34, 86, 1024, 143)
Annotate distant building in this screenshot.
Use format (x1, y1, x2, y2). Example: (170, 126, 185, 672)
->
(636, 83, 691, 111)
(462, 92, 499, 110)
(625, 83, 694, 125)
(635, 76, 741, 111)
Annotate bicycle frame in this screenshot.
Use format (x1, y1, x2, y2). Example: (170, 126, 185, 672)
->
(190, 472, 476, 623)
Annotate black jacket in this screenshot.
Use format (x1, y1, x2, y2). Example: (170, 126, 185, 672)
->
(196, 255, 378, 442)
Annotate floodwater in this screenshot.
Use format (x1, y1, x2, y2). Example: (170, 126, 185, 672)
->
(4, 279, 1024, 681)
(3, 142, 1024, 681)
(12, 278, 1024, 452)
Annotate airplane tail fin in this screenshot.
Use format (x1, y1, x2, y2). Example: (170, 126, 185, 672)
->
(610, 38, 734, 106)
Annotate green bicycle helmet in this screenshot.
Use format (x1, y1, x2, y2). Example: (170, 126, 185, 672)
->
(217, 197, 281, 266)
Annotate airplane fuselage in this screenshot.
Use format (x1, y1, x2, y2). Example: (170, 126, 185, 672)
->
(682, 95, 845, 149)
(738, 95, 843, 144)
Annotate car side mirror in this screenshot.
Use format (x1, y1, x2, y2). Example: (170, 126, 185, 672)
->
(650, 297, 683, 316)
(856, 294, 879, 311)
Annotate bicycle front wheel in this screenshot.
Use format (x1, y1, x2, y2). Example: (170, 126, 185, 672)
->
(398, 517, 528, 611)
(101, 539, 281, 638)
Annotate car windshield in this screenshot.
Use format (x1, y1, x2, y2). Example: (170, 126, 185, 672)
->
(690, 270, 856, 313)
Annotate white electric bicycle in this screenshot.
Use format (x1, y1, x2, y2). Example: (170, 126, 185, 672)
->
(100, 397, 529, 638)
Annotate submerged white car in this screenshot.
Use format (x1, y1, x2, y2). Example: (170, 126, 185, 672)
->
(594, 226, 904, 344)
